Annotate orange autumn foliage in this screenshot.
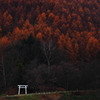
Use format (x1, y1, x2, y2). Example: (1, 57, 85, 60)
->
(0, 0, 100, 62)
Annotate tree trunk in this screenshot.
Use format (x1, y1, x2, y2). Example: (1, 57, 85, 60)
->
(47, 59, 50, 77)
(2, 55, 6, 87)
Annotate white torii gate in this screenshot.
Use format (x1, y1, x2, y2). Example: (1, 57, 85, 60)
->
(17, 85, 28, 94)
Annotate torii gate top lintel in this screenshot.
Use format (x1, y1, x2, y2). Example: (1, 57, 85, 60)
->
(17, 85, 28, 94)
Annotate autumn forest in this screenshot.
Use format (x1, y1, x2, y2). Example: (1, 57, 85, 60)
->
(0, 0, 100, 94)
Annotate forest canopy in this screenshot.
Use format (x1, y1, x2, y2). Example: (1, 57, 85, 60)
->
(0, 0, 100, 61)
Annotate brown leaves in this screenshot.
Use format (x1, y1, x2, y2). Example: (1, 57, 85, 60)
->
(36, 32, 43, 41)
(0, 36, 10, 48)
(86, 37, 99, 59)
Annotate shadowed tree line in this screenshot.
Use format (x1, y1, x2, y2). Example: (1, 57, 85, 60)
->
(0, 35, 100, 94)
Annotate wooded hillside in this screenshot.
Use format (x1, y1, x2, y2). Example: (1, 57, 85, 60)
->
(0, 0, 100, 94)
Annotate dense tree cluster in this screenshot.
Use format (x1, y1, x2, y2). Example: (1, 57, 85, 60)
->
(0, 0, 100, 93)
(0, 0, 100, 61)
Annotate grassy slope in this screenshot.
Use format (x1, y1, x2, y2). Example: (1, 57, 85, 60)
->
(1, 90, 100, 100)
